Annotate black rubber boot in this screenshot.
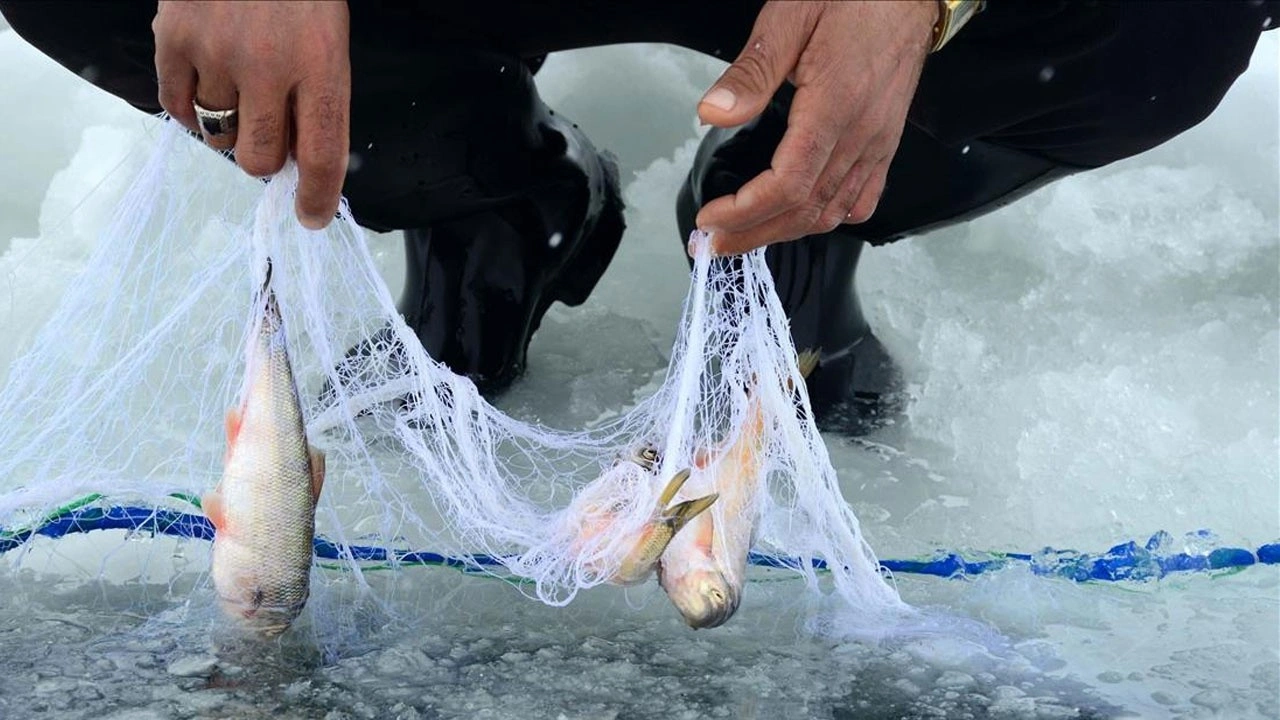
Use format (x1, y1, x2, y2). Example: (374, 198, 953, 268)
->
(395, 127, 624, 393)
(678, 88, 1077, 435)
(328, 45, 625, 397)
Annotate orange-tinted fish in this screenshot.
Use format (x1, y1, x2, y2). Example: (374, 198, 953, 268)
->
(203, 263, 324, 637)
(657, 349, 820, 628)
(572, 447, 717, 586)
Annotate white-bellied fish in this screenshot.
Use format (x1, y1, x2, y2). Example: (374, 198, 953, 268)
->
(657, 349, 819, 629)
(203, 262, 324, 637)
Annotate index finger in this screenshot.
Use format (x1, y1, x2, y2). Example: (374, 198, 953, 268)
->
(292, 73, 350, 230)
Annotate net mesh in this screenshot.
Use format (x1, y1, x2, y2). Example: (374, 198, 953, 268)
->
(0, 122, 908, 639)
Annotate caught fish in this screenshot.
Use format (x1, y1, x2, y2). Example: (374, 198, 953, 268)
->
(657, 349, 820, 629)
(609, 467, 719, 585)
(571, 447, 718, 586)
(203, 262, 325, 637)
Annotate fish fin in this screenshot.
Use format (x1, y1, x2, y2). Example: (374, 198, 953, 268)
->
(308, 445, 326, 506)
(224, 408, 242, 458)
(657, 467, 692, 507)
(796, 347, 821, 380)
(692, 448, 713, 470)
(203, 490, 228, 532)
(694, 505, 716, 547)
(665, 493, 719, 534)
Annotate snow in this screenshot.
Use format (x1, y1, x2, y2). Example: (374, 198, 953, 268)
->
(0, 23, 1276, 720)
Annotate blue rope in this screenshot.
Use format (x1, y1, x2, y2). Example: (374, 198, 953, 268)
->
(1, 504, 1276, 582)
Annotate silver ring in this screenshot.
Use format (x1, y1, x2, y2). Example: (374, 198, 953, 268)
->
(193, 101, 238, 137)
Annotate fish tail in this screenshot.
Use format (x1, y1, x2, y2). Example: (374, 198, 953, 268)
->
(261, 256, 274, 294)
(254, 257, 284, 333)
(796, 348, 820, 380)
(738, 347, 820, 448)
(665, 492, 719, 534)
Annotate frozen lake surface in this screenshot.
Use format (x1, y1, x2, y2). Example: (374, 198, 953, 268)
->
(0, 24, 1276, 720)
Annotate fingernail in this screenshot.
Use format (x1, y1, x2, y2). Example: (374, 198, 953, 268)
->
(690, 228, 723, 258)
(700, 87, 736, 113)
(299, 213, 326, 231)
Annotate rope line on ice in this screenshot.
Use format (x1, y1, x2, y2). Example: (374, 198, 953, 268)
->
(2, 497, 1274, 583)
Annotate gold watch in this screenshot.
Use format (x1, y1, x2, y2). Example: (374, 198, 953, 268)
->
(931, 0, 985, 53)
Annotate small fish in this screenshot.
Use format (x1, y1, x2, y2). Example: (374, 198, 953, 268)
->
(657, 349, 820, 629)
(610, 467, 719, 585)
(572, 453, 718, 586)
(203, 262, 324, 637)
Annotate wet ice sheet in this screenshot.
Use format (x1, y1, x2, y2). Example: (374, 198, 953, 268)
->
(2, 550, 1275, 720)
(0, 560, 1115, 720)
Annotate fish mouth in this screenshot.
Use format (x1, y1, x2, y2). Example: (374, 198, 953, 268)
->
(680, 586, 740, 630)
(662, 570, 742, 630)
(218, 597, 306, 637)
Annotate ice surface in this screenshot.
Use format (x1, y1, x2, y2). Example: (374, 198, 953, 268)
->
(0, 24, 1277, 720)
(0, 562, 1139, 720)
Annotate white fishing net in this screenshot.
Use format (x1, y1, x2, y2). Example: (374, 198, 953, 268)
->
(0, 122, 908, 639)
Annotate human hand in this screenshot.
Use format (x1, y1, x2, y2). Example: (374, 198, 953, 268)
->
(694, 1, 938, 255)
(153, 0, 351, 230)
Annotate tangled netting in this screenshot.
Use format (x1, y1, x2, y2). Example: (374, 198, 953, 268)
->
(0, 123, 908, 635)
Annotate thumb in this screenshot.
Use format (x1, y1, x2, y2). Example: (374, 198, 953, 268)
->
(698, 4, 812, 128)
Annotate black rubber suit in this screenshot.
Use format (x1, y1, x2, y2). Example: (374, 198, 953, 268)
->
(2, 1, 1274, 433)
